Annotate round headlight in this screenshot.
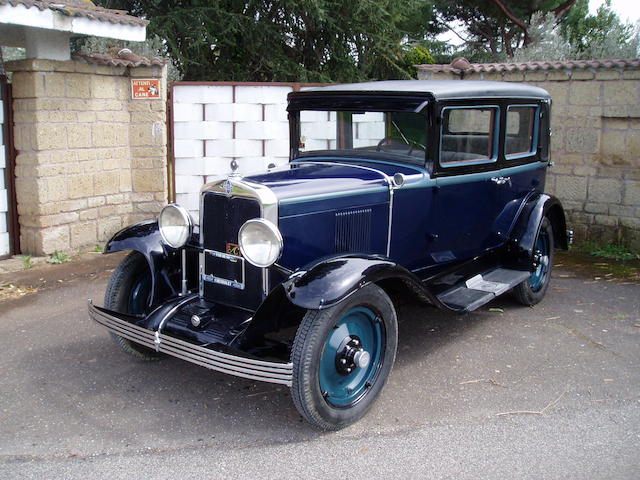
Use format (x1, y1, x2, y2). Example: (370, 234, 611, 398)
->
(238, 219, 283, 268)
(158, 204, 193, 248)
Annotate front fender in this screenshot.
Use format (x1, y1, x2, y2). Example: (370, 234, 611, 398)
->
(508, 193, 568, 269)
(282, 255, 436, 310)
(104, 220, 187, 306)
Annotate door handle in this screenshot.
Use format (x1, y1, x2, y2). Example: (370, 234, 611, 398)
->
(490, 176, 511, 186)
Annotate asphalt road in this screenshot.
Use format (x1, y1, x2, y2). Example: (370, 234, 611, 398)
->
(1, 256, 639, 479)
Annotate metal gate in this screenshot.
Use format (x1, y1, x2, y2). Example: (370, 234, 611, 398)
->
(0, 75, 17, 258)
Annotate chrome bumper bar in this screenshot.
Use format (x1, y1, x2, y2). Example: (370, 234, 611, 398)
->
(88, 301, 293, 387)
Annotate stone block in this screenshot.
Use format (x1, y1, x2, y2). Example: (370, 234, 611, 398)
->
(33, 124, 67, 150)
(39, 225, 70, 255)
(67, 125, 92, 148)
(130, 123, 164, 146)
(119, 171, 133, 192)
(588, 177, 621, 203)
(12, 72, 45, 98)
(604, 81, 638, 106)
(546, 71, 570, 81)
(70, 222, 97, 248)
(565, 128, 599, 153)
(595, 70, 621, 80)
(543, 83, 569, 104)
(524, 71, 547, 82)
(44, 176, 68, 202)
(79, 208, 99, 221)
(622, 70, 640, 80)
(89, 75, 117, 99)
(94, 171, 120, 195)
(65, 73, 92, 98)
(623, 180, 640, 206)
(130, 111, 164, 123)
(584, 202, 608, 214)
(600, 130, 627, 157)
(569, 81, 601, 105)
(594, 214, 618, 226)
(106, 193, 126, 205)
(67, 175, 94, 199)
(44, 73, 65, 97)
(97, 217, 123, 242)
(571, 70, 595, 80)
(96, 111, 130, 123)
(133, 169, 164, 192)
(87, 196, 105, 208)
(555, 175, 587, 201)
(603, 118, 629, 130)
(92, 124, 127, 147)
(609, 204, 635, 217)
(573, 166, 596, 176)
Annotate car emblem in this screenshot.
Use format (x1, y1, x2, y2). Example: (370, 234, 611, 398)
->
(223, 179, 233, 196)
(226, 243, 240, 256)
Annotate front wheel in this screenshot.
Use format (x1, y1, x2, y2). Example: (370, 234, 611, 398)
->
(513, 217, 554, 306)
(291, 284, 398, 430)
(104, 251, 162, 361)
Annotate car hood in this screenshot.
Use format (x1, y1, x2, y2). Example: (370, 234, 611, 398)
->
(243, 161, 391, 203)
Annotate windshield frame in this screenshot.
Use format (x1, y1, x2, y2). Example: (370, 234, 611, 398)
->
(288, 94, 431, 168)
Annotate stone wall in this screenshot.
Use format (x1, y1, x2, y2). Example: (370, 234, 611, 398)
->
(6, 58, 167, 255)
(418, 66, 640, 249)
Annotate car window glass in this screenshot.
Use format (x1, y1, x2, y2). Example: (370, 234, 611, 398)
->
(440, 107, 497, 166)
(298, 110, 427, 165)
(505, 105, 538, 159)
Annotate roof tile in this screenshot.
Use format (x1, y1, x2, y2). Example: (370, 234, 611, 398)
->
(417, 58, 640, 74)
(0, 0, 147, 27)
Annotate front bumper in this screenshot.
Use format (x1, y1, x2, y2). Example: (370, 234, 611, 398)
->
(88, 301, 293, 386)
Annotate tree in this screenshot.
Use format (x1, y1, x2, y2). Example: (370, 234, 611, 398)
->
(433, 0, 577, 60)
(98, 0, 439, 82)
(562, 0, 638, 59)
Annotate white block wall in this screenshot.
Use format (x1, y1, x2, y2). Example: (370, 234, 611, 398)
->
(172, 84, 294, 217)
(0, 95, 9, 256)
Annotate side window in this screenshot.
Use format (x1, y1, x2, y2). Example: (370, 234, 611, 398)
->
(440, 107, 498, 167)
(505, 105, 538, 159)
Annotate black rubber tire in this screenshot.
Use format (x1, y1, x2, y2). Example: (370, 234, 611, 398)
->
(104, 252, 162, 361)
(291, 284, 398, 430)
(513, 218, 554, 306)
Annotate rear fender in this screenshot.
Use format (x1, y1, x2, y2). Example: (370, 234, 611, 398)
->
(104, 220, 198, 306)
(508, 193, 568, 270)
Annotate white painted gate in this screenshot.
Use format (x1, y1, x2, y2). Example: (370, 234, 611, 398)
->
(171, 82, 297, 217)
(0, 77, 10, 256)
(170, 82, 387, 219)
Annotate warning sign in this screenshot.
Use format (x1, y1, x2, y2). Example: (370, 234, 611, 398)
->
(131, 79, 161, 99)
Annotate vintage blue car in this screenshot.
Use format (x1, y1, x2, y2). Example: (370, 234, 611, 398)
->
(89, 80, 571, 429)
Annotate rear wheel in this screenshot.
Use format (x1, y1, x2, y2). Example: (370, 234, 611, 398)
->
(291, 284, 398, 430)
(513, 218, 554, 306)
(104, 252, 161, 361)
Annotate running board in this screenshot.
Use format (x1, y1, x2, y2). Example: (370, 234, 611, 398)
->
(437, 268, 530, 312)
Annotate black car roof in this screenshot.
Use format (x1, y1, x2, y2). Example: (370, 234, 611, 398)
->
(296, 80, 550, 101)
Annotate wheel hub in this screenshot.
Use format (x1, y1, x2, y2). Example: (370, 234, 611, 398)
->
(335, 336, 370, 375)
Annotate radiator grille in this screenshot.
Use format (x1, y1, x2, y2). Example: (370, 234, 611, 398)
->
(200, 192, 263, 310)
(335, 208, 372, 253)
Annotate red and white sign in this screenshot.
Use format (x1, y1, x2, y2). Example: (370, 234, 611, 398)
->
(131, 79, 161, 99)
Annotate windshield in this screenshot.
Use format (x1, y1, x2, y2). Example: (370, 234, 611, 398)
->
(294, 110, 427, 165)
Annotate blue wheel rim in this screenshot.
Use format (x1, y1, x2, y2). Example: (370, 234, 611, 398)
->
(319, 306, 384, 407)
(529, 229, 550, 292)
(127, 272, 151, 315)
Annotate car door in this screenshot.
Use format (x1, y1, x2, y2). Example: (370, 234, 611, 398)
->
(427, 104, 505, 265)
(494, 102, 549, 236)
